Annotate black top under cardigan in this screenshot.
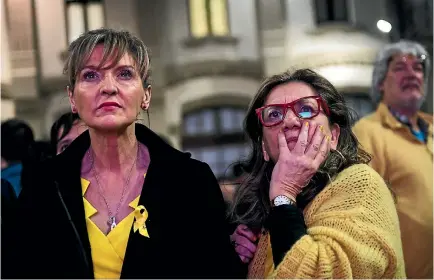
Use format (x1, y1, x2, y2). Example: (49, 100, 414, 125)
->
(1, 124, 246, 279)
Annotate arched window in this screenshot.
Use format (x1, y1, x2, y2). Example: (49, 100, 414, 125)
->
(182, 106, 249, 180)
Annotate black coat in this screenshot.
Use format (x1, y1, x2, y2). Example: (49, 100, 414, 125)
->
(2, 124, 246, 279)
(1, 178, 17, 223)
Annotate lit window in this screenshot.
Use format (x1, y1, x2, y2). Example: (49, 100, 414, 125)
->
(65, 0, 105, 44)
(188, 0, 229, 38)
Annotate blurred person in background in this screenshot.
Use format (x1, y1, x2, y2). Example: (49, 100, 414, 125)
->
(1, 178, 17, 223)
(229, 69, 405, 278)
(1, 119, 35, 197)
(3, 28, 244, 279)
(50, 112, 87, 155)
(33, 141, 55, 161)
(353, 40, 432, 279)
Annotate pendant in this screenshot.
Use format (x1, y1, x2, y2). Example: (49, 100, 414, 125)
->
(108, 216, 117, 230)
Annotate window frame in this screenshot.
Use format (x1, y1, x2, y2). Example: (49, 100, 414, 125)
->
(313, 0, 349, 25)
(64, 0, 106, 45)
(181, 106, 249, 180)
(343, 92, 375, 122)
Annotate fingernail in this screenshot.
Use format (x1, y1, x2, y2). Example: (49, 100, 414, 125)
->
(319, 125, 324, 132)
(327, 136, 331, 141)
(305, 122, 309, 127)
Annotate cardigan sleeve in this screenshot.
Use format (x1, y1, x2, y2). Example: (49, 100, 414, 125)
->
(269, 164, 406, 279)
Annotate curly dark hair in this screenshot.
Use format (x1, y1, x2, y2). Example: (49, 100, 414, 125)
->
(228, 69, 371, 230)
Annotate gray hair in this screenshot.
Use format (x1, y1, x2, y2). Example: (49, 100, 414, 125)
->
(371, 40, 431, 106)
(63, 28, 151, 91)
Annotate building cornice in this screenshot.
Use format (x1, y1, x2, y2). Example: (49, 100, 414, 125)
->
(164, 60, 263, 86)
(39, 76, 69, 97)
(181, 94, 251, 115)
(289, 50, 378, 69)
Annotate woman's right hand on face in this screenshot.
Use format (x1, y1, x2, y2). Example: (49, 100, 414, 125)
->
(230, 224, 259, 264)
(269, 122, 331, 202)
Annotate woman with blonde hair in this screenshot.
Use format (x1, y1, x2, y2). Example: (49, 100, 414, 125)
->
(2, 28, 244, 279)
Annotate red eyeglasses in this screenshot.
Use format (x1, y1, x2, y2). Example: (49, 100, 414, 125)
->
(255, 96, 330, 127)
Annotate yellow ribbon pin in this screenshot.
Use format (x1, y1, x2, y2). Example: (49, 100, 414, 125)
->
(133, 205, 150, 238)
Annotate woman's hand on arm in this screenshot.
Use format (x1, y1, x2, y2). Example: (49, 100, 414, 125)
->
(230, 224, 259, 264)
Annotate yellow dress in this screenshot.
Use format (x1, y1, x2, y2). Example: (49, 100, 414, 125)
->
(81, 174, 145, 279)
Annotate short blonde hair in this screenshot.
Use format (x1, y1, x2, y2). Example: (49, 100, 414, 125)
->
(63, 28, 151, 91)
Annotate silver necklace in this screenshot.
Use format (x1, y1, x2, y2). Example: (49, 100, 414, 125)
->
(88, 144, 139, 231)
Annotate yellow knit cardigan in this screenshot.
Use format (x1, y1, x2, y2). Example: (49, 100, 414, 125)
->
(248, 164, 406, 279)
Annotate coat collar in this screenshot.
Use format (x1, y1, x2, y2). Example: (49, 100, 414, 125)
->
(375, 103, 433, 155)
(376, 102, 432, 131)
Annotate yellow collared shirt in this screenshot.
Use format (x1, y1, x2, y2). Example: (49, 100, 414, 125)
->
(353, 103, 433, 279)
(81, 174, 145, 279)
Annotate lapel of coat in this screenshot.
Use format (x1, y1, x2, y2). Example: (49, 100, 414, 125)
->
(119, 156, 164, 279)
(54, 132, 94, 278)
(55, 124, 188, 279)
(120, 124, 189, 278)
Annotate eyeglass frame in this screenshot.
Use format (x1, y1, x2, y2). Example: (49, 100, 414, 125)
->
(255, 96, 330, 127)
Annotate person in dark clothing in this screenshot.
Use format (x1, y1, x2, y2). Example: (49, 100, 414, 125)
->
(33, 141, 55, 161)
(1, 178, 17, 223)
(1, 119, 35, 197)
(2, 28, 245, 279)
(1, 178, 16, 201)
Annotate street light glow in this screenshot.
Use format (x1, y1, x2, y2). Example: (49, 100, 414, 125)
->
(377, 20, 392, 33)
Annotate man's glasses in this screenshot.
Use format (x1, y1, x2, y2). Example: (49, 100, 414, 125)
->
(255, 96, 330, 127)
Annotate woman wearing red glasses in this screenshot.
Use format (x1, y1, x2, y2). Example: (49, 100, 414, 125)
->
(228, 69, 406, 278)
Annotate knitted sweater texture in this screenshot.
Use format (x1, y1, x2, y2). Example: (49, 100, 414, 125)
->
(248, 164, 406, 279)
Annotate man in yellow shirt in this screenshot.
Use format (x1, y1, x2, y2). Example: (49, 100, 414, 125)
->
(353, 40, 433, 279)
